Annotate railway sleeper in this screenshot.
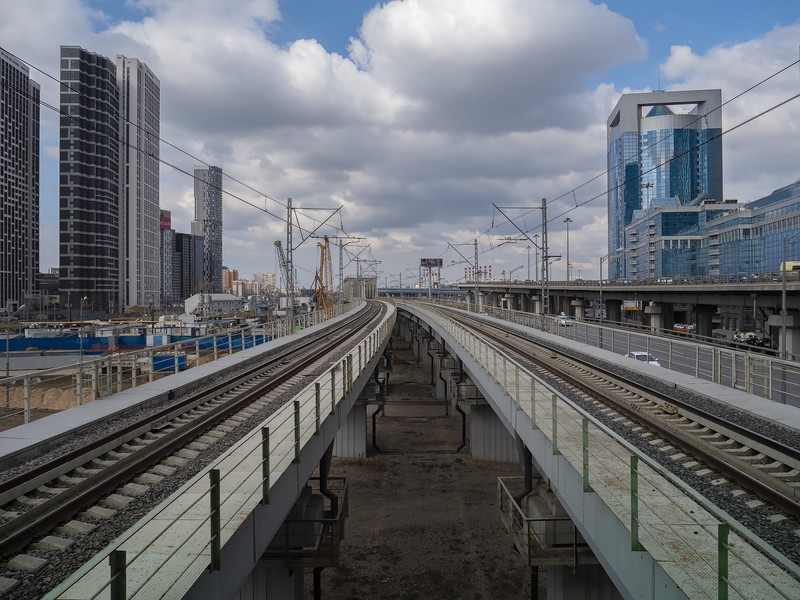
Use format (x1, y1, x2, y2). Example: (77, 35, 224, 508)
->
(768, 469, 799, 480)
(708, 438, 738, 448)
(735, 452, 768, 463)
(752, 460, 789, 472)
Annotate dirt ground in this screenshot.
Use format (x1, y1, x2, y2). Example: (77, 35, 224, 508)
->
(304, 338, 540, 599)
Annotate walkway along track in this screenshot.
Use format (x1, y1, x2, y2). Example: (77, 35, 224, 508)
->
(0, 301, 384, 594)
(434, 307, 800, 569)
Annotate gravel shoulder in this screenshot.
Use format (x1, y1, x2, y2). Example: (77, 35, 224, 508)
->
(305, 340, 537, 599)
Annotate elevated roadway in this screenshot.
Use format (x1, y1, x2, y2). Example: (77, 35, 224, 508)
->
(448, 277, 800, 355)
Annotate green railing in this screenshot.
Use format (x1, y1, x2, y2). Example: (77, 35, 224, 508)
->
(46, 303, 394, 600)
(406, 301, 800, 600)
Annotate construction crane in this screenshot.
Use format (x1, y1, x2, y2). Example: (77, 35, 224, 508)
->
(313, 235, 335, 311)
(274, 240, 295, 317)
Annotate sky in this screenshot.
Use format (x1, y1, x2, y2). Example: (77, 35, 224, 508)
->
(2, 0, 799, 290)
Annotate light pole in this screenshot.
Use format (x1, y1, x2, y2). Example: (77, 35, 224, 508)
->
(4, 302, 10, 409)
(5, 303, 26, 408)
(79, 296, 88, 362)
(564, 218, 572, 281)
(527, 246, 531, 281)
(533, 234, 539, 282)
(781, 232, 800, 360)
(599, 255, 608, 325)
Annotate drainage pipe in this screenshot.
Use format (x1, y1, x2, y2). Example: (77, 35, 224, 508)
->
(514, 442, 533, 508)
(313, 567, 324, 600)
(454, 403, 467, 452)
(434, 350, 450, 416)
(453, 357, 467, 451)
(319, 443, 338, 514)
(371, 405, 384, 451)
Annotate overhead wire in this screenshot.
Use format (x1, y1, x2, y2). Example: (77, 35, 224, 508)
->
(488, 56, 800, 237)
(2, 48, 351, 241)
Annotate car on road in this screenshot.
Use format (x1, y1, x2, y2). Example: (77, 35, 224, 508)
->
(557, 315, 573, 327)
(625, 351, 661, 366)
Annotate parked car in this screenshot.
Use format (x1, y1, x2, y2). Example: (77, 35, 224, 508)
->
(745, 336, 771, 348)
(625, 351, 661, 366)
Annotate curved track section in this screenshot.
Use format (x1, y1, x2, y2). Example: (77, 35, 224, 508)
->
(418, 304, 800, 568)
(0, 302, 384, 597)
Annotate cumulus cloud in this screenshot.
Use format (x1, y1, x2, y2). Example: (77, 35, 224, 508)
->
(661, 22, 800, 202)
(1, 0, 796, 284)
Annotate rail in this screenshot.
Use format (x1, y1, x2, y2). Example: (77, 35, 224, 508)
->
(403, 301, 799, 600)
(46, 303, 394, 599)
(429, 299, 800, 407)
(0, 304, 356, 430)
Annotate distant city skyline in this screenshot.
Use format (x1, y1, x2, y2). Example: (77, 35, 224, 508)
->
(1, 1, 798, 286)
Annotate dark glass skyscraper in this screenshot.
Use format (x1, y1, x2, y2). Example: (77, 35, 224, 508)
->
(607, 90, 722, 279)
(0, 48, 39, 310)
(59, 46, 120, 314)
(192, 166, 223, 293)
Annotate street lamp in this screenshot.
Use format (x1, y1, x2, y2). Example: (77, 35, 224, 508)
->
(781, 232, 800, 360)
(564, 218, 572, 281)
(5, 303, 26, 408)
(599, 255, 609, 325)
(527, 246, 531, 281)
(533, 234, 539, 282)
(79, 296, 88, 362)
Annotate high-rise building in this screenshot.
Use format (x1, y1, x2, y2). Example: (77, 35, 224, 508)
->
(174, 231, 204, 300)
(118, 55, 161, 309)
(192, 166, 223, 293)
(222, 268, 238, 293)
(159, 210, 175, 307)
(0, 48, 40, 310)
(59, 46, 120, 314)
(607, 90, 722, 279)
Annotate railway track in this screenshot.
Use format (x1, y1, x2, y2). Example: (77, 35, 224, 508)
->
(438, 308, 800, 564)
(0, 301, 384, 597)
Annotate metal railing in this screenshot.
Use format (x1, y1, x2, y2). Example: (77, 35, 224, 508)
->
(429, 300, 800, 407)
(47, 303, 395, 600)
(497, 477, 596, 567)
(404, 301, 800, 600)
(0, 305, 353, 430)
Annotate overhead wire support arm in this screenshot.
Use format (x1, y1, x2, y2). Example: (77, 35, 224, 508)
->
(492, 200, 551, 318)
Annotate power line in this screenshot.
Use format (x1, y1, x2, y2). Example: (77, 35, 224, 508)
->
(490, 57, 800, 236)
(0, 47, 351, 240)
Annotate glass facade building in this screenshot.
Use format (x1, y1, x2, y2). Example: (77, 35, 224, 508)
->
(118, 55, 161, 310)
(705, 179, 800, 275)
(192, 166, 223, 293)
(0, 47, 40, 310)
(620, 179, 800, 280)
(59, 46, 120, 314)
(607, 90, 722, 279)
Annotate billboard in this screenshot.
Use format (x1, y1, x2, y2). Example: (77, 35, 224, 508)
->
(420, 258, 443, 268)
